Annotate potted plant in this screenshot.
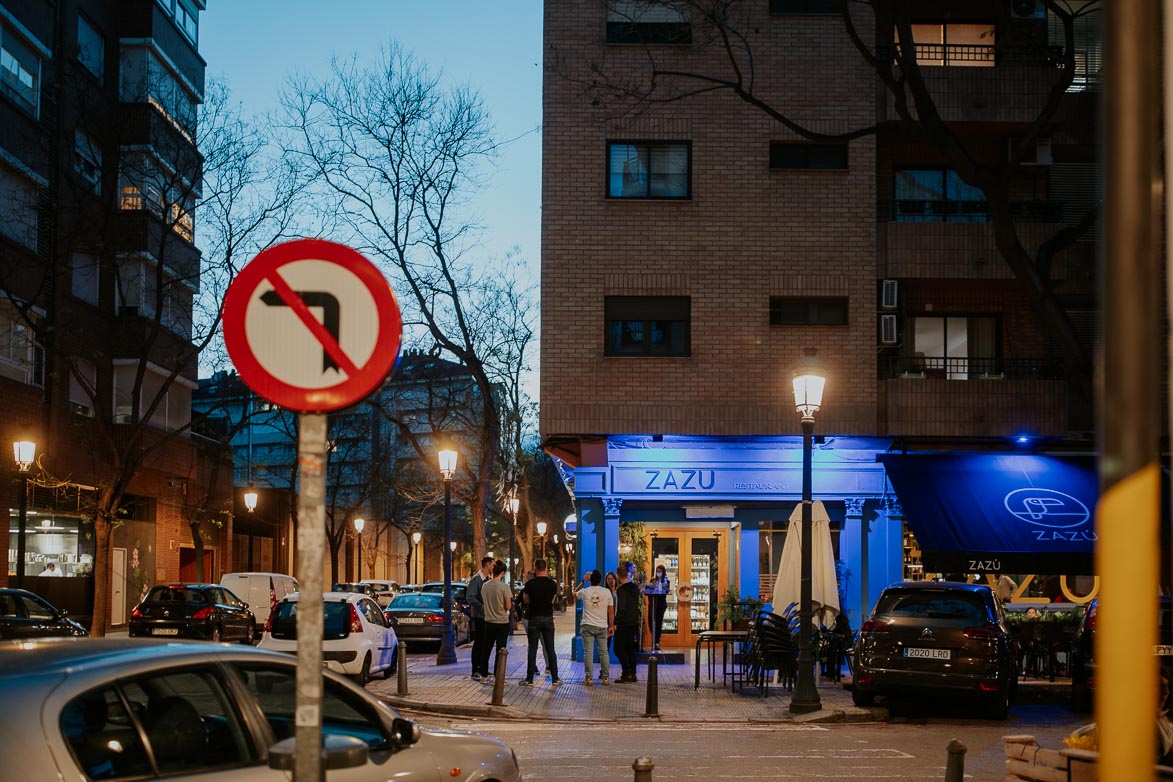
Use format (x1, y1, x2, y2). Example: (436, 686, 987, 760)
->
(716, 587, 765, 630)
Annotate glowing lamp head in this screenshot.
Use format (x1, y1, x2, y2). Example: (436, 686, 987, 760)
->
(438, 448, 458, 480)
(411, 531, 422, 545)
(353, 517, 365, 533)
(791, 347, 826, 420)
(508, 496, 520, 515)
(243, 487, 258, 513)
(12, 439, 36, 472)
(449, 541, 457, 552)
(536, 521, 547, 536)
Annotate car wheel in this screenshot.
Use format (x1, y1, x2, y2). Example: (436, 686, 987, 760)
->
(852, 689, 875, 707)
(987, 685, 1011, 720)
(355, 652, 371, 686)
(240, 621, 255, 645)
(210, 625, 222, 642)
(383, 647, 398, 679)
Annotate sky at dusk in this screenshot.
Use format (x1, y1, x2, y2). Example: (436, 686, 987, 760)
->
(200, 0, 543, 279)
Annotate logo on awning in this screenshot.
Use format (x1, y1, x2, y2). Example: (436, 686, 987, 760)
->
(1004, 488, 1090, 529)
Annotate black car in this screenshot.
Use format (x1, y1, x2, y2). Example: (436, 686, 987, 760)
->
(383, 591, 471, 646)
(0, 589, 87, 639)
(1069, 596, 1173, 712)
(420, 581, 470, 615)
(129, 584, 255, 643)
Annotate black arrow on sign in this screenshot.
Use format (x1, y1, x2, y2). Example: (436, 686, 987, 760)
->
(260, 290, 342, 372)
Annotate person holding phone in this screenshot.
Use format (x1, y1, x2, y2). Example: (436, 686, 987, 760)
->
(573, 570, 614, 686)
(644, 564, 670, 650)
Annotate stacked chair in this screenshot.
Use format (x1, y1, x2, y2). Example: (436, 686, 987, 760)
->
(733, 605, 800, 696)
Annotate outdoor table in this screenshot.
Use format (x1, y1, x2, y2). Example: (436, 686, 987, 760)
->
(694, 630, 749, 689)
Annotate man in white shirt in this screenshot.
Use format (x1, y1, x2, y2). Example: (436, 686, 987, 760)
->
(40, 562, 63, 577)
(573, 569, 614, 686)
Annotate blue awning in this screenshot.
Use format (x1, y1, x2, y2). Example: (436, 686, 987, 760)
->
(879, 453, 1097, 575)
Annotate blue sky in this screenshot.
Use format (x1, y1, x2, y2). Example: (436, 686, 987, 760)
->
(200, 0, 543, 276)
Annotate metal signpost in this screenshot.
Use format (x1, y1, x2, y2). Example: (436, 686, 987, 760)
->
(223, 239, 402, 782)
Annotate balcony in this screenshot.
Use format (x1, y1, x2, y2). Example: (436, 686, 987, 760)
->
(118, 103, 202, 178)
(117, 0, 206, 96)
(881, 356, 1069, 437)
(110, 211, 201, 283)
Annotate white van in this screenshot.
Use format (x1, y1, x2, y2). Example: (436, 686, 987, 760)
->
(219, 572, 299, 630)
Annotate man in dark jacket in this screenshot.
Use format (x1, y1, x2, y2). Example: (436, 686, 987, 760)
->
(613, 564, 641, 683)
(467, 556, 493, 681)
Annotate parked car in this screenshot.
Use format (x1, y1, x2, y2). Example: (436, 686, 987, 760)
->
(220, 572, 298, 630)
(420, 581, 470, 615)
(853, 581, 1018, 718)
(129, 584, 256, 643)
(0, 589, 87, 639)
(383, 591, 472, 647)
(1069, 596, 1173, 712)
(333, 582, 382, 602)
(260, 592, 398, 685)
(363, 579, 401, 607)
(0, 638, 521, 782)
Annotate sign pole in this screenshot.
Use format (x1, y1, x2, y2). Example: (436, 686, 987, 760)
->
(294, 413, 327, 782)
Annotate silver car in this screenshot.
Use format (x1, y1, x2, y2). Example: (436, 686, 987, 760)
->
(0, 638, 521, 782)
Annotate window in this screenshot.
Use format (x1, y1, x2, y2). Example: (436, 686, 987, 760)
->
(61, 687, 153, 780)
(76, 15, 104, 79)
(71, 252, 100, 305)
(0, 298, 43, 386)
(0, 165, 38, 250)
(0, 21, 41, 115)
(894, 169, 987, 222)
(895, 22, 996, 67)
(175, 0, 198, 44)
(607, 141, 690, 199)
(770, 0, 841, 13)
(605, 296, 690, 356)
(769, 297, 848, 326)
(607, 1, 690, 44)
(769, 142, 848, 170)
(74, 129, 102, 194)
(908, 314, 998, 379)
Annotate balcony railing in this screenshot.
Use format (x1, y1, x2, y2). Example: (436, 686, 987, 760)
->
(878, 44, 1065, 68)
(877, 200, 1064, 223)
(883, 355, 1064, 381)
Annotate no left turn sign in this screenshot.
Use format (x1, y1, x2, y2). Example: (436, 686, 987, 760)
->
(222, 239, 403, 412)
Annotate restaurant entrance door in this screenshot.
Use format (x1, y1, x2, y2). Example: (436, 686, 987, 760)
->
(642, 528, 728, 649)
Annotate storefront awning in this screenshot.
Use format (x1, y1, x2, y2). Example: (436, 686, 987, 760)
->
(879, 453, 1097, 575)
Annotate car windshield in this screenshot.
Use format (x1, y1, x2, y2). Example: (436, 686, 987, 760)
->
(873, 590, 988, 623)
(144, 587, 208, 604)
(389, 593, 442, 610)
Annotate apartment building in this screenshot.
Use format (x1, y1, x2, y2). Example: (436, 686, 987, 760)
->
(542, 0, 1099, 640)
(0, 0, 227, 629)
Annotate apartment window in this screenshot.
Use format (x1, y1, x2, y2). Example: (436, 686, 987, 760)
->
(608, 141, 690, 199)
(0, 165, 38, 250)
(176, 0, 199, 43)
(894, 169, 987, 222)
(0, 298, 44, 387)
(895, 23, 996, 67)
(71, 252, 100, 305)
(170, 202, 194, 242)
(769, 297, 848, 326)
(908, 315, 998, 379)
(0, 21, 41, 115)
(769, 142, 848, 170)
(605, 296, 690, 356)
(77, 15, 104, 79)
(607, 1, 691, 44)
(74, 129, 102, 194)
(770, 0, 841, 13)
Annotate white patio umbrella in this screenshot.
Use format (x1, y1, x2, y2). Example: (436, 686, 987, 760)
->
(772, 500, 841, 627)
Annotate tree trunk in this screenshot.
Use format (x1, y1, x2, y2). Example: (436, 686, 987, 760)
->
(91, 515, 112, 637)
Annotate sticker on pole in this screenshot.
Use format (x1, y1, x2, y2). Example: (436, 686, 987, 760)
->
(222, 239, 403, 412)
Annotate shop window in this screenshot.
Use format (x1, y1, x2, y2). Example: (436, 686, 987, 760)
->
(607, 141, 691, 199)
(894, 168, 987, 223)
(76, 15, 104, 79)
(895, 22, 996, 67)
(607, 1, 691, 44)
(0, 20, 42, 116)
(769, 142, 848, 170)
(605, 296, 690, 356)
(908, 314, 998, 379)
(769, 297, 848, 326)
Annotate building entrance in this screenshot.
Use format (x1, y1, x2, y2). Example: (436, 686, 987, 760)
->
(641, 527, 728, 649)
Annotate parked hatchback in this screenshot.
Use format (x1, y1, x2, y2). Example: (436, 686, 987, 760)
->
(0, 589, 87, 639)
(260, 592, 398, 685)
(129, 584, 256, 643)
(1069, 596, 1173, 712)
(0, 638, 520, 782)
(853, 581, 1018, 718)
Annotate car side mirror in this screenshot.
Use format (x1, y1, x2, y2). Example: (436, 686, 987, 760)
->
(267, 734, 369, 771)
(391, 718, 421, 748)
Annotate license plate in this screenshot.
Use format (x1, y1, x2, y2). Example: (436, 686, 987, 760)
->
(152, 628, 179, 636)
(904, 647, 950, 660)
(398, 617, 424, 624)
(1156, 645, 1173, 655)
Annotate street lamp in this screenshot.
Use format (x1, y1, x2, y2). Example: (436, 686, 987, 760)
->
(411, 531, 422, 584)
(790, 347, 826, 715)
(536, 520, 548, 562)
(508, 494, 520, 586)
(437, 447, 459, 665)
(353, 517, 365, 581)
(243, 486, 258, 513)
(12, 439, 35, 589)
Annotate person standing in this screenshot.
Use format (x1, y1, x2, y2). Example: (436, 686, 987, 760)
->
(39, 562, 63, 577)
(467, 556, 493, 681)
(519, 559, 562, 686)
(480, 560, 513, 683)
(574, 570, 614, 686)
(995, 573, 1018, 603)
(613, 564, 641, 683)
(644, 564, 670, 651)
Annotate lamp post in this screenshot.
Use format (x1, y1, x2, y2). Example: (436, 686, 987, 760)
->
(790, 347, 826, 715)
(411, 531, 422, 584)
(508, 494, 519, 587)
(12, 439, 35, 589)
(536, 520, 547, 563)
(437, 447, 458, 665)
(353, 517, 365, 581)
(243, 486, 258, 513)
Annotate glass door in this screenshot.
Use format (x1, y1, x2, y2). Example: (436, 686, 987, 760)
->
(643, 529, 725, 649)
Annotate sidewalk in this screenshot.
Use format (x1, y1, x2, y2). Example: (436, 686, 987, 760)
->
(369, 611, 882, 724)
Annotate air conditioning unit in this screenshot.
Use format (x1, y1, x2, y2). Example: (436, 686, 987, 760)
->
(1010, 137, 1053, 166)
(1009, 0, 1046, 19)
(881, 279, 899, 309)
(880, 314, 899, 345)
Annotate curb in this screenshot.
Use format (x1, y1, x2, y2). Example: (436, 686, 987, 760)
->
(377, 695, 529, 720)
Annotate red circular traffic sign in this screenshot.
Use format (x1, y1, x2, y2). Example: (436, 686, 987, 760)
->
(222, 239, 403, 412)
